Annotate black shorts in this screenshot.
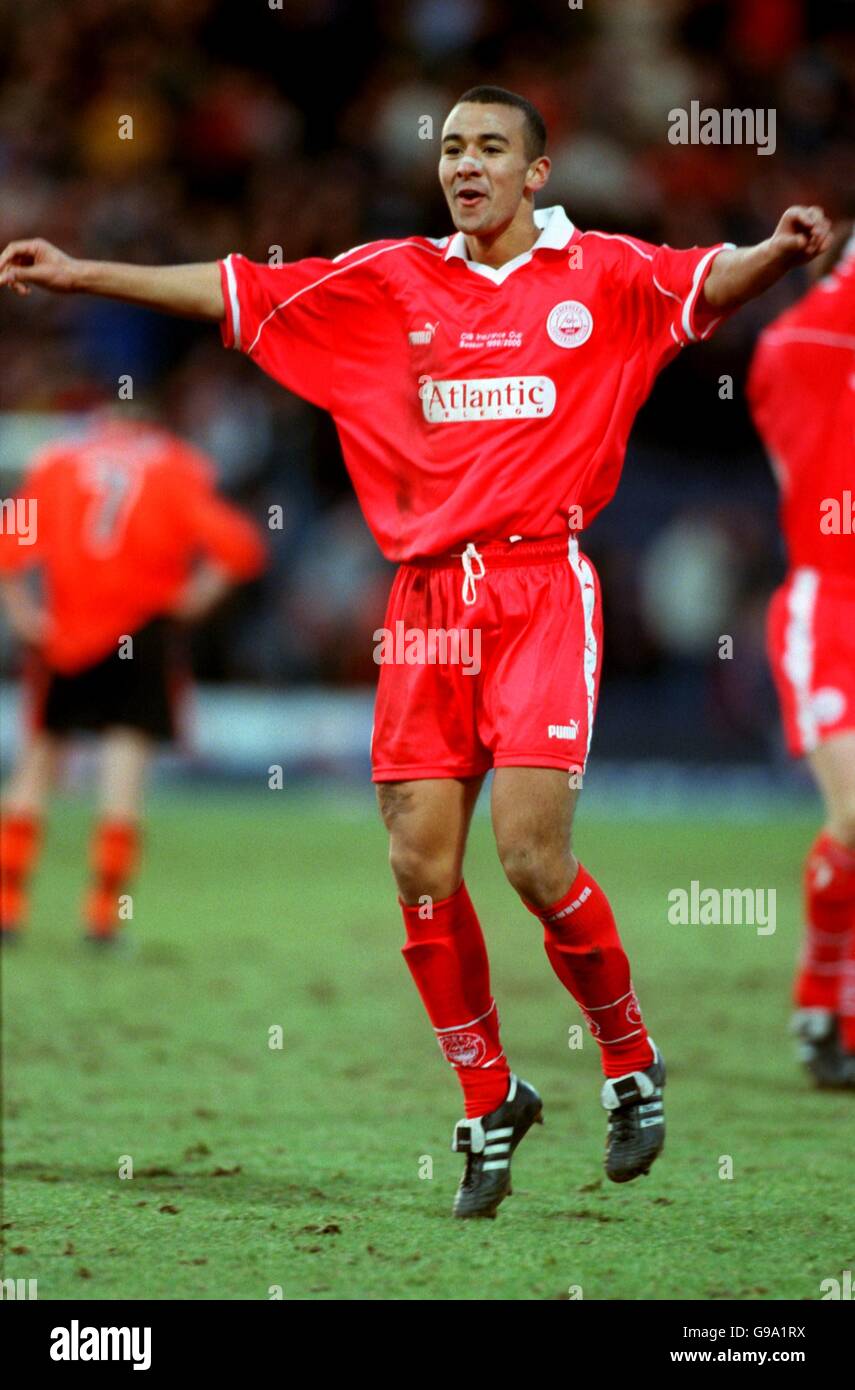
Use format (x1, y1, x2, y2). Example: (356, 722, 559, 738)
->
(36, 620, 185, 741)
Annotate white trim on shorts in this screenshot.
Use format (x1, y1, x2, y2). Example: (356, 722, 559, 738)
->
(782, 567, 820, 754)
(567, 536, 598, 761)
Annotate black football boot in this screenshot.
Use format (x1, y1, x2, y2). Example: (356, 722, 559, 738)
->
(791, 1009, 855, 1089)
(601, 1041, 666, 1183)
(451, 1075, 543, 1219)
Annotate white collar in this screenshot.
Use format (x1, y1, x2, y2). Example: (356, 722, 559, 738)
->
(443, 205, 576, 284)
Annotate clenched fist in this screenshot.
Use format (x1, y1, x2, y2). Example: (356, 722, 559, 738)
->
(769, 206, 832, 267)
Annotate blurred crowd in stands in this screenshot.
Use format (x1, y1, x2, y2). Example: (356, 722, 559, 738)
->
(1, 0, 853, 761)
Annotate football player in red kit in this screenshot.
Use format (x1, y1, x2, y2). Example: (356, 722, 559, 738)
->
(0, 412, 266, 947)
(0, 87, 831, 1215)
(748, 224, 855, 1089)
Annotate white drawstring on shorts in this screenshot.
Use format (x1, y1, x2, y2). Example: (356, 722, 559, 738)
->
(460, 541, 485, 606)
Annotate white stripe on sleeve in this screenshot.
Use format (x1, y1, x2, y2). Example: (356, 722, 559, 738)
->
(223, 254, 242, 351)
(680, 244, 735, 344)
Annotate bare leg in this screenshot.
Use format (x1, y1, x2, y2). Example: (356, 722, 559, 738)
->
(376, 774, 485, 904)
(808, 732, 855, 850)
(0, 730, 62, 933)
(490, 766, 579, 907)
(96, 727, 151, 821)
(84, 727, 152, 938)
(2, 730, 62, 815)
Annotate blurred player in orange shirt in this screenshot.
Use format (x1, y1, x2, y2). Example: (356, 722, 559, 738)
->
(0, 410, 267, 946)
(748, 223, 855, 1087)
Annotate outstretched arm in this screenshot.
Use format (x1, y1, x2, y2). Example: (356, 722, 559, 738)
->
(703, 205, 831, 311)
(0, 238, 224, 321)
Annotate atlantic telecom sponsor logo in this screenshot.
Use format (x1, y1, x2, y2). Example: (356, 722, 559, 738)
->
(420, 375, 556, 422)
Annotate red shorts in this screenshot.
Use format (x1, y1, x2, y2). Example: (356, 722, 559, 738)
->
(767, 568, 855, 758)
(371, 537, 603, 781)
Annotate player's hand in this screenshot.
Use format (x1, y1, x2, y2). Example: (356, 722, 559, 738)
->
(769, 207, 832, 266)
(0, 238, 79, 296)
(6, 604, 50, 648)
(170, 564, 233, 624)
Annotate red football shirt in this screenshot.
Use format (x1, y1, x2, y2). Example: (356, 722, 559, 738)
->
(220, 205, 732, 560)
(748, 235, 855, 576)
(0, 417, 267, 673)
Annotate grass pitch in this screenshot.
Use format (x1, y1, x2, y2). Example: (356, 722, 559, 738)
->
(2, 788, 854, 1301)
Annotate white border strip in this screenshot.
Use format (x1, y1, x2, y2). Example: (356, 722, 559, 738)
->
(782, 567, 820, 754)
(434, 1000, 497, 1034)
(567, 536, 598, 760)
(763, 327, 855, 351)
(681, 244, 734, 343)
(222, 254, 241, 351)
(582, 230, 653, 262)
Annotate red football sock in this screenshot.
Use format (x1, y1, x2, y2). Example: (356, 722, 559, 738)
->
(401, 881, 510, 1118)
(0, 810, 42, 932)
(84, 819, 141, 937)
(525, 863, 654, 1078)
(841, 947, 855, 1053)
(796, 831, 855, 1045)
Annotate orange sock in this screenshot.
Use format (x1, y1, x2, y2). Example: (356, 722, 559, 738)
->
(84, 819, 140, 937)
(0, 810, 42, 932)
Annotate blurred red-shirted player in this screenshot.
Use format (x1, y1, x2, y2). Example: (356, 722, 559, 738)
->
(0, 411, 266, 947)
(748, 224, 855, 1088)
(0, 85, 832, 1216)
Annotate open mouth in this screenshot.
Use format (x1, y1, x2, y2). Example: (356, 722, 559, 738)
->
(456, 188, 487, 208)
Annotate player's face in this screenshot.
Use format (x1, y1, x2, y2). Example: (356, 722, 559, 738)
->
(439, 104, 544, 235)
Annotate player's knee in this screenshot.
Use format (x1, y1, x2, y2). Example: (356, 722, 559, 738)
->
(497, 836, 572, 908)
(388, 839, 459, 904)
(828, 804, 855, 853)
